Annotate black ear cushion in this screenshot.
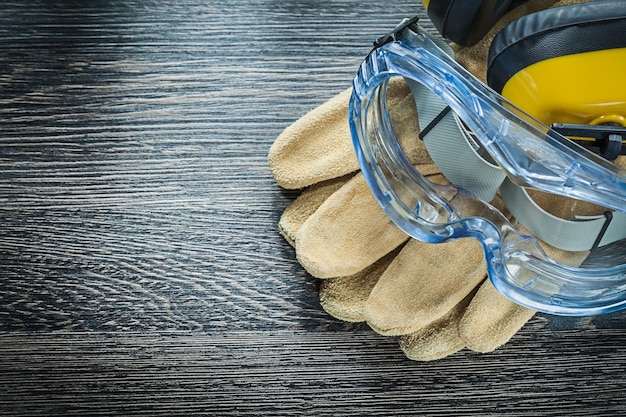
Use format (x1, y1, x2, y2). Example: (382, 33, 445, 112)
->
(428, 0, 524, 46)
(487, 0, 626, 93)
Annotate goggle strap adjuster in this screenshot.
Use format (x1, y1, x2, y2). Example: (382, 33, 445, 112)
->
(372, 16, 420, 51)
(551, 123, 626, 160)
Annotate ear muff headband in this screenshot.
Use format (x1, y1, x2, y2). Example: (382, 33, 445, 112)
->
(487, 0, 626, 93)
(425, 0, 482, 46)
(424, 0, 528, 46)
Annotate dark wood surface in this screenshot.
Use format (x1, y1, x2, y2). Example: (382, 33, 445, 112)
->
(1, 1, 625, 415)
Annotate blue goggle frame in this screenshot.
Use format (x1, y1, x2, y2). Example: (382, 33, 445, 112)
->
(349, 18, 626, 315)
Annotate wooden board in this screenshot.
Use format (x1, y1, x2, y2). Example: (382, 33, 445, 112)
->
(0, 1, 625, 415)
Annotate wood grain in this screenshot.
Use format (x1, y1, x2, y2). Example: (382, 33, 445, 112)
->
(0, 1, 625, 415)
(1, 330, 626, 416)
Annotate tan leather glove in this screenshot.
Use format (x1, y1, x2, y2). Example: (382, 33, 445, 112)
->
(268, 76, 532, 360)
(269, 0, 619, 360)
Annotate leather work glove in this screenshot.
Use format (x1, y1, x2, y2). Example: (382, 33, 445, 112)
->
(269, 0, 621, 360)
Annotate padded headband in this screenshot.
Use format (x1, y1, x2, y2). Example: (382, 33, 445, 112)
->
(425, 0, 528, 46)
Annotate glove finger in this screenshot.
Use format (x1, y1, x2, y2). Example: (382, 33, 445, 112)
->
(420, 176, 615, 355)
(363, 191, 509, 336)
(296, 171, 446, 278)
(318, 246, 403, 323)
(295, 172, 408, 278)
(268, 77, 431, 189)
(458, 280, 536, 353)
(279, 174, 354, 247)
(399, 200, 568, 361)
(280, 162, 439, 247)
(459, 191, 598, 353)
(315, 164, 442, 319)
(268, 86, 354, 189)
(394, 205, 584, 357)
(399, 289, 476, 361)
(364, 236, 486, 336)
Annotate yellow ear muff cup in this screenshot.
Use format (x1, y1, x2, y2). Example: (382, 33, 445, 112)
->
(499, 48, 626, 127)
(487, 0, 626, 126)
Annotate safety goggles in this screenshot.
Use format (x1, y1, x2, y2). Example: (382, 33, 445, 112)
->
(349, 17, 626, 316)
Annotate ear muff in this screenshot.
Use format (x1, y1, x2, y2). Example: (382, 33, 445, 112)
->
(423, 0, 529, 46)
(487, 0, 626, 158)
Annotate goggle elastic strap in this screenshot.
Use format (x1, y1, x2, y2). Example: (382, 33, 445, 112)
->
(409, 78, 626, 252)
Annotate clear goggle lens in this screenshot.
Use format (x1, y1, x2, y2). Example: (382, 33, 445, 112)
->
(349, 21, 626, 315)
